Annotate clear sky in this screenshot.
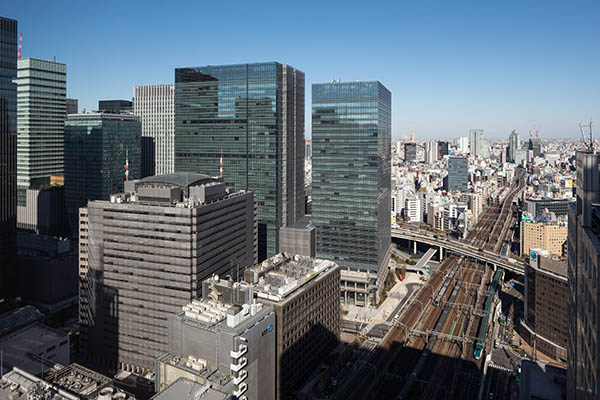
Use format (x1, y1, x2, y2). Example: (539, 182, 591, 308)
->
(5, 0, 599, 139)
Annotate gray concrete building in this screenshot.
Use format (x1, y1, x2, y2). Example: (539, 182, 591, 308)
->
(66, 98, 78, 115)
(156, 278, 276, 400)
(79, 173, 256, 374)
(278, 215, 315, 257)
(244, 253, 340, 400)
(567, 151, 600, 399)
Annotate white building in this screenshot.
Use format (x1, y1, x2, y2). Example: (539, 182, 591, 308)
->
(405, 197, 422, 222)
(457, 136, 469, 154)
(133, 84, 175, 175)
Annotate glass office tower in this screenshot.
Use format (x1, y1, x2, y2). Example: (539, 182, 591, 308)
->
(174, 62, 305, 261)
(0, 16, 18, 293)
(312, 81, 391, 306)
(444, 156, 468, 192)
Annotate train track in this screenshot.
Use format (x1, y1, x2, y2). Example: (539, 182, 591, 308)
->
(344, 171, 527, 400)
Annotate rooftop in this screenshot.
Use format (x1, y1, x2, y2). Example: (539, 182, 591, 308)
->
(137, 173, 217, 189)
(150, 378, 231, 400)
(520, 359, 566, 400)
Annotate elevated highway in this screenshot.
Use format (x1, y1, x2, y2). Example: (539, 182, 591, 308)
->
(392, 228, 524, 275)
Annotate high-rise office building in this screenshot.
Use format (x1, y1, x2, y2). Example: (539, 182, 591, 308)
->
(64, 113, 141, 232)
(469, 129, 488, 158)
(15, 58, 66, 201)
(457, 136, 469, 154)
(80, 174, 256, 373)
(508, 129, 520, 162)
(244, 253, 340, 400)
(529, 137, 542, 158)
(567, 151, 600, 399)
(0, 16, 18, 294)
(438, 140, 449, 157)
(404, 142, 417, 161)
(98, 99, 132, 113)
(444, 156, 468, 192)
(174, 62, 305, 261)
(312, 80, 391, 306)
(305, 139, 312, 158)
(425, 141, 438, 163)
(133, 84, 174, 175)
(66, 98, 78, 114)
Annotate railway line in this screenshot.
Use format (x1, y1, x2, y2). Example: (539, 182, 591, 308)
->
(339, 171, 526, 400)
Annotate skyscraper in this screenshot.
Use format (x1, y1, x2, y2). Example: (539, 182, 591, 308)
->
(567, 151, 600, 399)
(312, 80, 391, 306)
(508, 129, 520, 162)
(133, 84, 174, 175)
(80, 174, 256, 373)
(444, 156, 468, 192)
(438, 140, 449, 157)
(0, 16, 18, 294)
(469, 129, 488, 158)
(529, 136, 542, 158)
(174, 62, 305, 261)
(404, 142, 417, 161)
(425, 141, 438, 163)
(15, 58, 66, 201)
(64, 113, 141, 232)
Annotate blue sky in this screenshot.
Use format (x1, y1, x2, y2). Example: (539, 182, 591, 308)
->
(5, 0, 599, 139)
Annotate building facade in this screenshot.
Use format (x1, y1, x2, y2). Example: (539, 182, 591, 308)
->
(0, 16, 17, 294)
(156, 279, 276, 400)
(438, 141, 449, 157)
(525, 198, 572, 217)
(174, 62, 305, 261)
(469, 129, 488, 158)
(66, 98, 78, 114)
(15, 58, 66, 202)
(312, 80, 391, 306)
(64, 113, 141, 232)
(424, 141, 438, 164)
(244, 253, 340, 400)
(444, 156, 468, 192)
(133, 84, 174, 175)
(98, 99, 132, 113)
(523, 249, 567, 361)
(404, 142, 417, 161)
(80, 173, 256, 374)
(520, 218, 567, 256)
(567, 151, 600, 400)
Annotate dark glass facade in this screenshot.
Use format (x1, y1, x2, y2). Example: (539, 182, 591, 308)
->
(312, 81, 391, 272)
(438, 140, 449, 157)
(64, 113, 141, 233)
(444, 156, 468, 192)
(98, 99, 133, 114)
(174, 62, 305, 260)
(404, 142, 416, 161)
(0, 16, 17, 294)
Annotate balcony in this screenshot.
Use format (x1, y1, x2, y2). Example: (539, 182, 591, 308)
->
(233, 382, 248, 397)
(230, 344, 248, 359)
(230, 357, 247, 372)
(233, 370, 248, 385)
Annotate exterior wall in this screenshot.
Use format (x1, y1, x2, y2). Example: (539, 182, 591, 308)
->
(66, 98, 78, 114)
(520, 221, 567, 256)
(444, 157, 468, 192)
(15, 58, 66, 201)
(404, 143, 416, 161)
(311, 81, 391, 278)
(0, 16, 18, 295)
(279, 224, 315, 257)
(258, 265, 340, 400)
(567, 152, 600, 400)
(133, 84, 174, 175)
(174, 62, 305, 261)
(64, 114, 141, 232)
(17, 186, 65, 235)
(80, 191, 255, 373)
(525, 198, 571, 217)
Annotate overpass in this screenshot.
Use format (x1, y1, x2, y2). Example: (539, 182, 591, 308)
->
(391, 228, 524, 275)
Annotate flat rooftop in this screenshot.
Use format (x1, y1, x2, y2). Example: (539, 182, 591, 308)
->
(151, 378, 231, 400)
(520, 359, 566, 400)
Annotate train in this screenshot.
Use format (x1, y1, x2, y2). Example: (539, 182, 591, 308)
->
(473, 269, 503, 360)
(432, 256, 464, 307)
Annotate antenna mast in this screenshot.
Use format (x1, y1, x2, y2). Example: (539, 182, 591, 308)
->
(579, 120, 594, 154)
(17, 33, 22, 59)
(125, 147, 129, 181)
(219, 149, 223, 178)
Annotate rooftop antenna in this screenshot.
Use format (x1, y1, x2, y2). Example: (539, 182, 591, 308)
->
(535, 130, 539, 139)
(579, 120, 594, 153)
(17, 33, 22, 59)
(219, 149, 223, 178)
(529, 130, 533, 138)
(125, 147, 129, 181)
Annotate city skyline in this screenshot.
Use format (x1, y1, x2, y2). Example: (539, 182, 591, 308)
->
(3, 1, 599, 140)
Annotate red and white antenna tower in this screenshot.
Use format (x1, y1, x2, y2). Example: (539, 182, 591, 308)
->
(529, 130, 533, 138)
(17, 33, 22, 59)
(125, 147, 129, 181)
(219, 149, 223, 177)
(535, 130, 539, 139)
